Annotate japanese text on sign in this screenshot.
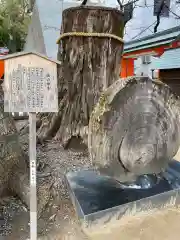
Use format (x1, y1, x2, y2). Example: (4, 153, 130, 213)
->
(4, 64, 58, 113)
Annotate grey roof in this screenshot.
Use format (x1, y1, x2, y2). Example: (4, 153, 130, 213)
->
(124, 26, 180, 53)
(151, 48, 180, 70)
(1, 51, 61, 64)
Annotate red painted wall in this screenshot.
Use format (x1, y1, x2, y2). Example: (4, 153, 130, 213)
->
(0, 60, 4, 79)
(120, 58, 134, 78)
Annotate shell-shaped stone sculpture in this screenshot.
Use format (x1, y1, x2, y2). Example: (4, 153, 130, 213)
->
(88, 76, 180, 182)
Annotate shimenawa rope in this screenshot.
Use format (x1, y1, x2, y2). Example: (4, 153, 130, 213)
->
(56, 32, 124, 44)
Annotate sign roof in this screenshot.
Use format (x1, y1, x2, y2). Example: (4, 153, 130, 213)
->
(1, 51, 62, 65)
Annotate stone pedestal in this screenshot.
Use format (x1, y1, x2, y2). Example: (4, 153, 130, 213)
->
(65, 160, 180, 230)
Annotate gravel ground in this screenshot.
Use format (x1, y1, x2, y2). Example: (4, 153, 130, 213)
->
(1, 120, 92, 240)
(36, 140, 91, 240)
(0, 197, 29, 239)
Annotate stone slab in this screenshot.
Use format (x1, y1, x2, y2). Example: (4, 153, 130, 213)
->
(65, 160, 180, 228)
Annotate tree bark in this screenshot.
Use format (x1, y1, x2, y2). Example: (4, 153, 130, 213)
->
(37, 6, 124, 147)
(88, 77, 180, 182)
(0, 83, 29, 205)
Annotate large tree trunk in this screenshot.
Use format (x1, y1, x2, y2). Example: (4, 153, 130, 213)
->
(37, 6, 124, 147)
(88, 77, 180, 182)
(0, 83, 29, 205)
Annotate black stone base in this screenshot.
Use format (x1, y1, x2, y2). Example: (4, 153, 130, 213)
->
(65, 160, 180, 228)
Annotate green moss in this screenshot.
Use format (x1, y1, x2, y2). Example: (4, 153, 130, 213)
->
(91, 93, 110, 132)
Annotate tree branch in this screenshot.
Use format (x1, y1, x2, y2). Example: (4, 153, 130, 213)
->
(154, 0, 165, 33)
(117, 0, 123, 10)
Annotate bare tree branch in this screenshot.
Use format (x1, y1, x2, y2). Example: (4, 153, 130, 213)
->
(117, 0, 123, 10)
(123, 0, 139, 25)
(154, 0, 165, 33)
(164, 2, 180, 19)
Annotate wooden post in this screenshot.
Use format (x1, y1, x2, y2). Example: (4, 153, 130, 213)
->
(29, 112, 37, 239)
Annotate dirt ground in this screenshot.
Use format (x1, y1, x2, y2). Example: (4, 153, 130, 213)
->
(1, 120, 180, 240)
(83, 207, 180, 240)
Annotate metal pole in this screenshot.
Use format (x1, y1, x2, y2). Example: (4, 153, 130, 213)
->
(29, 112, 37, 240)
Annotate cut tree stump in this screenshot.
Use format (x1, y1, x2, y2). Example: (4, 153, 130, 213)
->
(37, 6, 124, 147)
(88, 77, 180, 182)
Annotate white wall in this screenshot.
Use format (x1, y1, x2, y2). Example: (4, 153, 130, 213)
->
(134, 56, 159, 77)
(134, 58, 150, 76)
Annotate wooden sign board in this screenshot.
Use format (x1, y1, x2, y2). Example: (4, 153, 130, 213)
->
(3, 51, 59, 113)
